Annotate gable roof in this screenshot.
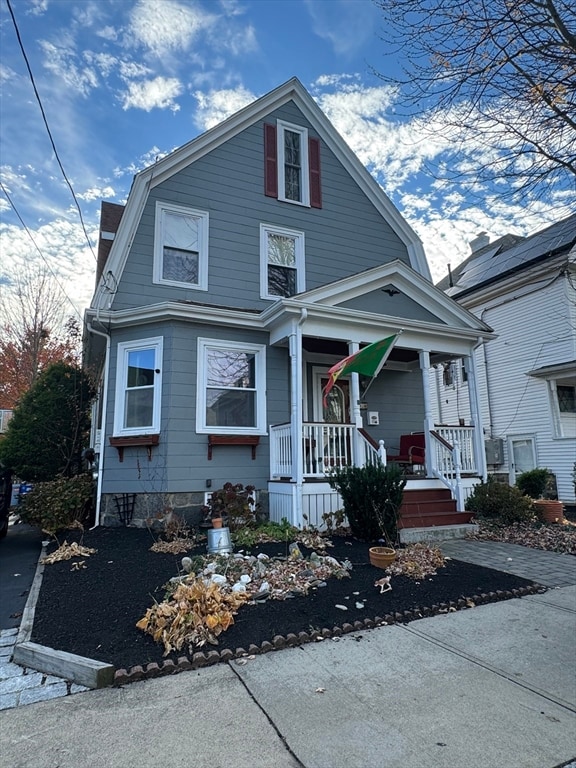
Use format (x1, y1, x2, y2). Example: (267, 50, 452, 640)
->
(439, 213, 576, 299)
(90, 78, 430, 311)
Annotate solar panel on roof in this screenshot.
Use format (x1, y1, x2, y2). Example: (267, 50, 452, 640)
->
(453, 214, 576, 293)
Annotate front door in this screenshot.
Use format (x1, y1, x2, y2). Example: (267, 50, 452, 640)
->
(313, 371, 351, 423)
(508, 435, 536, 484)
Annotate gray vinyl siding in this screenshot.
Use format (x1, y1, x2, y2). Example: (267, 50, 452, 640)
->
(341, 290, 446, 324)
(112, 101, 411, 311)
(101, 323, 289, 496)
(364, 369, 425, 449)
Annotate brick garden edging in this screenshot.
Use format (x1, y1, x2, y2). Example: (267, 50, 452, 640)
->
(113, 583, 546, 686)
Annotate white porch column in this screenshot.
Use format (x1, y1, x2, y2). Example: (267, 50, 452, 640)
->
(465, 350, 487, 481)
(419, 350, 434, 476)
(289, 314, 305, 527)
(348, 341, 364, 466)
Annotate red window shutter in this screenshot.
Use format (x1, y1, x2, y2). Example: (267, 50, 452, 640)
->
(264, 123, 278, 198)
(309, 136, 322, 208)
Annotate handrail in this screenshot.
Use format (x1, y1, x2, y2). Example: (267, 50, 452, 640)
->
(429, 431, 464, 512)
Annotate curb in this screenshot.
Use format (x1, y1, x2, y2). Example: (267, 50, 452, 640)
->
(112, 583, 546, 686)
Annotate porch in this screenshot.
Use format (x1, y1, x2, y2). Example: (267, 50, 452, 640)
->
(268, 422, 480, 532)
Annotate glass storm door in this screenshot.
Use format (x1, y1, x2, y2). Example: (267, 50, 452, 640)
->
(508, 436, 536, 484)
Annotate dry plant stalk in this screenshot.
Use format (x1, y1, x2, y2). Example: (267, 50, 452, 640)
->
(42, 541, 97, 565)
(150, 539, 196, 554)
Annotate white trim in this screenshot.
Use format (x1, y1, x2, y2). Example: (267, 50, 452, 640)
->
(277, 119, 310, 206)
(91, 78, 431, 310)
(507, 434, 537, 485)
(260, 223, 305, 299)
(153, 201, 209, 290)
(196, 337, 267, 435)
(113, 337, 163, 436)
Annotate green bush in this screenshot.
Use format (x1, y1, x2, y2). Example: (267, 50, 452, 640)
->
(515, 468, 551, 499)
(19, 474, 95, 534)
(327, 463, 406, 544)
(466, 476, 534, 524)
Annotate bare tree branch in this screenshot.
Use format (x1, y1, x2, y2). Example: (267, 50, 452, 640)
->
(373, 0, 576, 199)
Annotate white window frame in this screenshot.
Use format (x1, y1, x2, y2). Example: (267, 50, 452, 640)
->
(196, 338, 267, 435)
(277, 120, 310, 206)
(153, 201, 209, 290)
(113, 337, 163, 436)
(260, 224, 305, 299)
(548, 377, 576, 439)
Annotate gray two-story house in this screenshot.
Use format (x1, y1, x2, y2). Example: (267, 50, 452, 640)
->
(85, 78, 492, 535)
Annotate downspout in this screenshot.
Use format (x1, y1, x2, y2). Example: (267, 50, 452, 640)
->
(86, 321, 111, 529)
(479, 309, 495, 439)
(289, 308, 307, 528)
(469, 338, 488, 481)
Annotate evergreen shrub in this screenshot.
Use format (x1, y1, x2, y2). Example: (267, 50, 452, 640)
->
(466, 476, 534, 525)
(327, 462, 406, 544)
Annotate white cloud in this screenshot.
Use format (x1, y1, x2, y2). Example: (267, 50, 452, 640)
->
(304, 0, 380, 56)
(77, 186, 116, 202)
(127, 0, 216, 58)
(193, 86, 256, 130)
(39, 38, 99, 97)
(0, 219, 97, 317)
(121, 76, 183, 111)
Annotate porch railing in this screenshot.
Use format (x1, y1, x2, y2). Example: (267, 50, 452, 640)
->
(271, 423, 360, 479)
(429, 430, 465, 511)
(433, 426, 476, 474)
(270, 422, 477, 510)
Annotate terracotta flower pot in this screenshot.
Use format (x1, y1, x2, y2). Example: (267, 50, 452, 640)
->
(212, 517, 223, 529)
(533, 499, 564, 524)
(369, 546, 396, 569)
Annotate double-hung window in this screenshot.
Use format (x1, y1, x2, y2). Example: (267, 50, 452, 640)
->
(153, 202, 208, 290)
(260, 224, 305, 299)
(114, 338, 163, 435)
(196, 339, 266, 435)
(264, 120, 322, 208)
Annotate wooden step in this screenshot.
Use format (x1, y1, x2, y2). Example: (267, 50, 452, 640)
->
(402, 488, 453, 503)
(399, 511, 474, 529)
(398, 487, 473, 529)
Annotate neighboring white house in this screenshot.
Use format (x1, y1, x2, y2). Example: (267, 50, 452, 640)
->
(434, 214, 576, 506)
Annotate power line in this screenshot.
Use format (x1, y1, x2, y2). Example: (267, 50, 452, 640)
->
(0, 181, 84, 323)
(5, 0, 97, 263)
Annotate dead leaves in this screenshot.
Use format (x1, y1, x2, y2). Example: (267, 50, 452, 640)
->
(42, 541, 97, 565)
(385, 543, 445, 580)
(136, 577, 250, 655)
(467, 520, 576, 554)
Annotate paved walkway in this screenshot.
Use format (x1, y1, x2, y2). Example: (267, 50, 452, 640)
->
(439, 539, 576, 587)
(1, 537, 575, 715)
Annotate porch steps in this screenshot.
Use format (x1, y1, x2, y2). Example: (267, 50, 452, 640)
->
(399, 488, 474, 530)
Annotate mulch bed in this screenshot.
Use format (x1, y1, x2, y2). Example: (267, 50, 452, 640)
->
(31, 527, 543, 683)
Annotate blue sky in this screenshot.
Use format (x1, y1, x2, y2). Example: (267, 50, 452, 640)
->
(1, 0, 574, 320)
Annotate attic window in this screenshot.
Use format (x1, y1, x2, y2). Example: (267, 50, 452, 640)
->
(153, 202, 209, 290)
(264, 121, 322, 208)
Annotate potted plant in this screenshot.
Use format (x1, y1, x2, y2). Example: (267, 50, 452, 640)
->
(327, 463, 406, 568)
(515, 468, 564, 524)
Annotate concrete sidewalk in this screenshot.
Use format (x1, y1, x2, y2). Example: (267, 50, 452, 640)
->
(0, 584, 574, 768)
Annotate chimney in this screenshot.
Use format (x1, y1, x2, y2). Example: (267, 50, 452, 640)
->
(96, 202, 125, 287)
(469, 232, 490, 253)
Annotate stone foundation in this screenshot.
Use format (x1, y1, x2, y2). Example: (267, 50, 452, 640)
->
(100, 490, 269, 529)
